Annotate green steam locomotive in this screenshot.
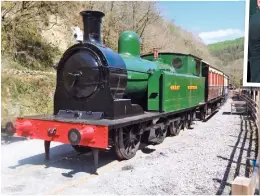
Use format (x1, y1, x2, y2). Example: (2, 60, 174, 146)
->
(14, 10, 229, 173)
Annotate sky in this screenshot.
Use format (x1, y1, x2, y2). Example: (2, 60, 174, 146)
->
(157, 1, 246, 44)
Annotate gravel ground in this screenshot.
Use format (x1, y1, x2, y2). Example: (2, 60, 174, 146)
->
(1, 98, 258, 195)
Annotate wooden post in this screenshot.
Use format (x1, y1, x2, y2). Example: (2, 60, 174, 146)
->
(232, 177, 253, 195)
(257, 90, 260, 104)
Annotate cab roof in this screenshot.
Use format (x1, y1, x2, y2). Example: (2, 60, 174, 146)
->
(142, 52, 229, 77)
(141, 52, 202, 60)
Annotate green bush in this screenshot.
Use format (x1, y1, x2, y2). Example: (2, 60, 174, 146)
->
(2, 22, 60, 70)
(1, 2, 63, 70)
(1, 73, 56, 125)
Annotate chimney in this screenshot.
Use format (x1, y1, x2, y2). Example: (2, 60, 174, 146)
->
(80, 10, 105, 45)
(153, 48, 159, 59)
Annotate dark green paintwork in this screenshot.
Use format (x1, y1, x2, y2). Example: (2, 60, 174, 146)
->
(143, 53, 205, 112)
(118, 31, 172, 95)
(118, 31, 141, 57)
(142, 53, 202, 76)
(163, 72, 205, 111)
(121, 55, 156, 94)
(147, 70, 205, 112)
(117, 31, 205, 113)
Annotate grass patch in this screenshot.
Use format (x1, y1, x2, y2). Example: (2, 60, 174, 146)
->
(1, 72, 56, 126)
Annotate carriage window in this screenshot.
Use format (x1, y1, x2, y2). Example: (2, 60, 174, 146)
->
(195, 60, 201, 76)
(172, 58, 183, 69)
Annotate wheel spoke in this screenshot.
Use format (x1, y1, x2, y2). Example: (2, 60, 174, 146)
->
(125, 140, 131, 148)
(126, 145, 129, 154)
(115, 125, 142, 160)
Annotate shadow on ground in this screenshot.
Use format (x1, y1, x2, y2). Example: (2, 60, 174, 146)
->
(7, 139, 158, 178)
(213, 114, 258, 195)
(8, 144, 118, 177)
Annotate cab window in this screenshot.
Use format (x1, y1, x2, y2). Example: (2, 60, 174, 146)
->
(172, 57, 183, 69)
(195, 60, 201, 76)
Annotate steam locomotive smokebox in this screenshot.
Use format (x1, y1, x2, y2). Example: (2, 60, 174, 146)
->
(54, 10, 144, 119)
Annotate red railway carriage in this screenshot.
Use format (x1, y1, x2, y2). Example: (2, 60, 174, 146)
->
(202, 61, 225, 103)
(208, 69, 224, 100)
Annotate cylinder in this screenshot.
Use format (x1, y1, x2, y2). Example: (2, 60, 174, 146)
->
(80, 10, 105, 44)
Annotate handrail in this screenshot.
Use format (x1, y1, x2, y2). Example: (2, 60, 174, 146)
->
(231, 88, 260, 195)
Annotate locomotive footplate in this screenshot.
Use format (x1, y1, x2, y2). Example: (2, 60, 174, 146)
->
(17, 104, 202, 130)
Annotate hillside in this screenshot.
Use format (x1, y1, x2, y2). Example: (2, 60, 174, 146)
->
(208, 37, 244, 86)
(1, 1, 223, 126)
(1, 2, 222, 70)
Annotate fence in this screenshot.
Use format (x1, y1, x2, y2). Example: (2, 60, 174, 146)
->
(231, 87, 260, 195)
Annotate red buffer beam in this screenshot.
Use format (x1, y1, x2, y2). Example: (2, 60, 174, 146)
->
(15, 118, 109, 149)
